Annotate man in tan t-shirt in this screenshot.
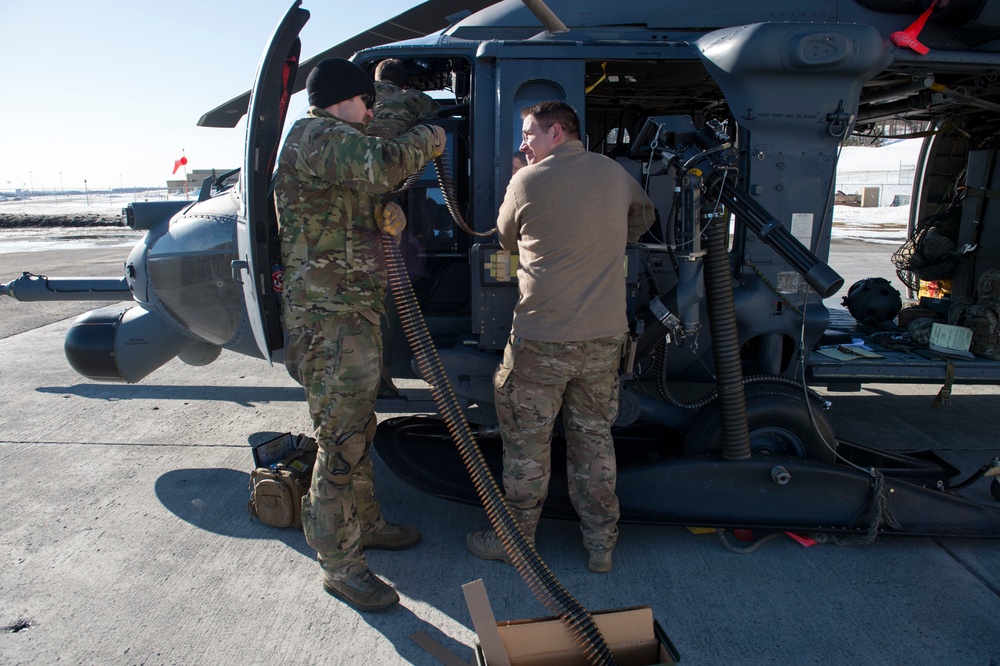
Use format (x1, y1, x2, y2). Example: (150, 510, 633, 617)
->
(466, 100, 654, 573)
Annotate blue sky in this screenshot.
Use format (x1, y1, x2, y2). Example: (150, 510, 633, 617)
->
(0, 0, 426, 193)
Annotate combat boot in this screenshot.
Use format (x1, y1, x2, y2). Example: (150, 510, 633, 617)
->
(466, 529, 514, 565)
(587, 549, 613, 573)
(361, 521, 422, 551)
(322, 567, 399, 612)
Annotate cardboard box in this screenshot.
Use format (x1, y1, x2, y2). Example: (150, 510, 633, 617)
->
(464, 580, 679, 666)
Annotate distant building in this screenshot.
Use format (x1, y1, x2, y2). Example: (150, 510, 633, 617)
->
(166, 169, 237, 196)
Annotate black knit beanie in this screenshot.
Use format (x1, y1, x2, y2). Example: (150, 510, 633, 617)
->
(306, 58, 375, 109)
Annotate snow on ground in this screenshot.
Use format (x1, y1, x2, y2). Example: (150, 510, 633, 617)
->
(832, 139, 921, 244)
(0, 227, 143, 254)
(832, 201, 909, 244)
(0, 191, 183, 253)
(837, 137, 922, 172)
(0, 190, 178, 217)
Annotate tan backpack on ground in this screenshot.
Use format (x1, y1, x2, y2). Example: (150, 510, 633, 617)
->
(248, 435, 318, 528)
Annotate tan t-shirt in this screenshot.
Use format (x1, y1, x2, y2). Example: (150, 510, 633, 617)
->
(496, 139, 654, 342)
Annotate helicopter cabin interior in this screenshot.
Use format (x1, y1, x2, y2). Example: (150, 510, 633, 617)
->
(352, 34, 1000, 393)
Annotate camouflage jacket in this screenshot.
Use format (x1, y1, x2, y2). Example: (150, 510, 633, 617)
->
(367, 81, 441, 139)
(275, 106, 438, 330)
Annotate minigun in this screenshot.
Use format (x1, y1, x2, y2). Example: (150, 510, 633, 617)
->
(638, 117, 844, 299)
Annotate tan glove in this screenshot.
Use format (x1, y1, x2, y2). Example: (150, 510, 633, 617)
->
(429, 125, 447, 158)
(377, 202, 407, 237)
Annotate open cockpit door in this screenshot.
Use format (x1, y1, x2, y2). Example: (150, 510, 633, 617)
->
(235, 1, 308, 360)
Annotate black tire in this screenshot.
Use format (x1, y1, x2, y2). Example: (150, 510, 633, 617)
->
(991, 478, 1000, 503)
(684, 382, 837, 463)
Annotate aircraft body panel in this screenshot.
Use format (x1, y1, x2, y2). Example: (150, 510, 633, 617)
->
(6, 0, 1000, 533)
(450, 0, 1000, 51)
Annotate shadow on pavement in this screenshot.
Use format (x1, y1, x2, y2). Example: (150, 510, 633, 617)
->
(154, 467, 311, 558)
(38, 383, 305, 406)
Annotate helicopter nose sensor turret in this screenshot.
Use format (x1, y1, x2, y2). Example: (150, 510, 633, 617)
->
(63, 305, 200, 383)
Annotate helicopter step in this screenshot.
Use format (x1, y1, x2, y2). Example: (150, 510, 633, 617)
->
(374, 414, 1000, 538)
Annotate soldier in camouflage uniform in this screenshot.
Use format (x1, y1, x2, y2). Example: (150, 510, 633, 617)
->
(275, 57, 446, 612)
(367, 58, 441, 140)
(466, 101, 653, 573)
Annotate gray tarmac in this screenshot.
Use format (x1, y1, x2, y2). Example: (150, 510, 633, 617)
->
(1, 243, 999, 665)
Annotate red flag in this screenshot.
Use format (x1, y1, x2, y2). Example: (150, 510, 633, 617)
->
(172, 155, 188, 174)
(891, 0, 937, 55)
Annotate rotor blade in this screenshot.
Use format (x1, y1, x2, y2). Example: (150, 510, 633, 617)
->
(198, 0, 497, 128)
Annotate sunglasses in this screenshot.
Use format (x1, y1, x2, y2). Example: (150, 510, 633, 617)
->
(360, 93, 374, 109)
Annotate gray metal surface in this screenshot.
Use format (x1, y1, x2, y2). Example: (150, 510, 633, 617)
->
(1, 244, 998, 664)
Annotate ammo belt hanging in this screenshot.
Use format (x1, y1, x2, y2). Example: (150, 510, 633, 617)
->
(378, 152, 615, 665)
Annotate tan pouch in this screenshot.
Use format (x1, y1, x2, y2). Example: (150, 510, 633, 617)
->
(248, 445, 316, 528)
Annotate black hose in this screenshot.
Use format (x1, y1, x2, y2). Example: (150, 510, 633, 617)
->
(701, 212, 752, 459)
(655, 342, 829, 412)
(381, 232, 616, 665)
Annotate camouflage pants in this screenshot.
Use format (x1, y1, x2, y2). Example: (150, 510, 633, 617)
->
(493, 334, 625, 554)
(285, 313, 386, 576)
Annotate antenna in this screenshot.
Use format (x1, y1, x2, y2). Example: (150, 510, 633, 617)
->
(520, 0, 569, 35)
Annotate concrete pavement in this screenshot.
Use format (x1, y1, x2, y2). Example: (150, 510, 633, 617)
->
(1, 245, 999, 665)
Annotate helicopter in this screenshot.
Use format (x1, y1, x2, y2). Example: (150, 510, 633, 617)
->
(4, 0, 1000, 537)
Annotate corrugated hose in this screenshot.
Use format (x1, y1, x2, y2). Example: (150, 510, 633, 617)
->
(378, 151, 616, 665)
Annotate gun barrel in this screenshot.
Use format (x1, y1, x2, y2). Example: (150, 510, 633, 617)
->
(719, 180, 844, 298)
(1, 273, 131, 302)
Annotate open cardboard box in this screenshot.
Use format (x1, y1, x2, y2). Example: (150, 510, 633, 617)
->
(464, 579, 679, 666)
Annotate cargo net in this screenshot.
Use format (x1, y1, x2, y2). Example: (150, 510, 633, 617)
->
(891, 197, 963, 292)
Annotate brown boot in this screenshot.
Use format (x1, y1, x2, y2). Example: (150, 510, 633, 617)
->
(361, 521, 422, 551)
(322, 568, 399, 612)
(465, 529, 514, 565)
(588, 549, 613, 573)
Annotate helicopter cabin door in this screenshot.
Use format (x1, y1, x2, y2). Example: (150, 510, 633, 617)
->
(235, 1, 307, 360)
(471, 54, 585, 350)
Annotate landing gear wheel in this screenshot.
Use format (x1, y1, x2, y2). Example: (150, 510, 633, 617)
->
(991, 478, 1000, 503)
(684, 382, 837, 463)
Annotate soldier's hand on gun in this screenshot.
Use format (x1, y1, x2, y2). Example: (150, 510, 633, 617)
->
(378, 202, 407, 237)
(429, 125, 447, 158)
